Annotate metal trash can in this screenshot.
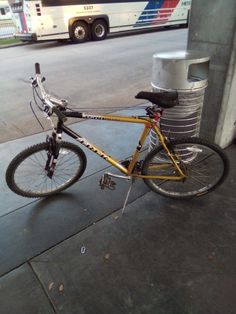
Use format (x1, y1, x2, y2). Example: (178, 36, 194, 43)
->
(150, 50, 210, 150)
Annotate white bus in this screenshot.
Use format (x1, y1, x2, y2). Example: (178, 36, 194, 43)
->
(0, 1, 12, 20)
(9, 0, 191, 43)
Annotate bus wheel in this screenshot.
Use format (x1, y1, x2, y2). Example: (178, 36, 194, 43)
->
(71, 21, 89, 43)
(92, 20, 108, 41)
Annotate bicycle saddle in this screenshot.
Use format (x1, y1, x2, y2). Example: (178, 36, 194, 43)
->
(135, 91, 178, 108)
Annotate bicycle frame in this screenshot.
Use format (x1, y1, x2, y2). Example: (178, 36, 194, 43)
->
(54, 111, 186, 181)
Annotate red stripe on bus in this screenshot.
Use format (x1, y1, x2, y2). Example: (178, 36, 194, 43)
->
(152, 0, 180, 25)
(20, 12, 28, 32)
(162, 0, 180, 8)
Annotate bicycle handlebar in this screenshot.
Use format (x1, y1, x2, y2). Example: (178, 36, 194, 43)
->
(33, 62, 68, 121)
(35, 62, 41, 75)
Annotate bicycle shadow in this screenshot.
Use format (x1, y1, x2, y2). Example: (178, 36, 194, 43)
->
(29, 192, 84, 215)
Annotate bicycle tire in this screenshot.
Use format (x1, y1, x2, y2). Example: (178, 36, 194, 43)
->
(6, 141, 87, 198)
(141, 137, 229, 199)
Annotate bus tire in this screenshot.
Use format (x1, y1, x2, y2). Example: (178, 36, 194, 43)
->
(71, 21, 90, 43)
(91, 19, 108, 41)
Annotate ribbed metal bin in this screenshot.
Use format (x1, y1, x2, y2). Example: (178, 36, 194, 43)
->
(150, 50, 210, 151)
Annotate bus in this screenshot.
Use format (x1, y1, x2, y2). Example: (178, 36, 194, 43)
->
(9, 0, 191, 43)
(0, 1, 12, 20)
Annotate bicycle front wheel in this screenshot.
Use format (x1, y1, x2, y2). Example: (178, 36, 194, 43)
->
(6, 141, 87, 198)
(142, 138, 229, 199)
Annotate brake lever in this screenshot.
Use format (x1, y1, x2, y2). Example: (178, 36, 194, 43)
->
(30, 77, 37, 87)
(30, 76, 46, 86)
(43, 105, 51, 115)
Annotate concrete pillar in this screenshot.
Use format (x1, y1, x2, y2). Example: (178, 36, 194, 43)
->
(215, 31, 236, 147)
(187, 0, 236, 147)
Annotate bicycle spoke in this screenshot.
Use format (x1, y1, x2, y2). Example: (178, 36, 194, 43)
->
(153, 179, 170, 187)
(191, 152, 215, 166)
(187, 175, 208, 187)
(190, 168, 211, 178)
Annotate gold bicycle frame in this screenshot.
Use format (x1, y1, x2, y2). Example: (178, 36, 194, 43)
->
(60, 113, 186, 181)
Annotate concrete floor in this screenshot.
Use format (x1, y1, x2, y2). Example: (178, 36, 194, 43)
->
(0, 111, 235, 314)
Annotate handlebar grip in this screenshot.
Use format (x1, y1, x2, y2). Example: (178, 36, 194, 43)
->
(35, 63, 41, 74)
(52, 107, 67, 123)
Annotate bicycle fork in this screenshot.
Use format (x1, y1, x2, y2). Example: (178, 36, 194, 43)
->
(45, 133, 61, 178)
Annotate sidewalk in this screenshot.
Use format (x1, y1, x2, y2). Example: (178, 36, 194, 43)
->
(0, 110, 235, 314)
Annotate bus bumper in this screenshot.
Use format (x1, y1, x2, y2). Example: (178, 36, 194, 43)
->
(14, 33, 37, 41)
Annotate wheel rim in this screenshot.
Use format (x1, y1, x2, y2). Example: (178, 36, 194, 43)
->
(74, 26, 86, 40)
(13, 146, 83, 196)
(95, 24, 105, 38)
(144, 142, 226, 197)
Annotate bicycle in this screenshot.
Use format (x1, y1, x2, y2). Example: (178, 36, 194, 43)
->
(6, 63, 229, 202)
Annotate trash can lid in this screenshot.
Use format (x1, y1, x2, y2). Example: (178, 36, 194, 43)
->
(152, 50, 210, 90)
(153, 50, 210, 62)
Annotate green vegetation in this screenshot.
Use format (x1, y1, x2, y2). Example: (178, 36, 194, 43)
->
(0, 37, 21, 46)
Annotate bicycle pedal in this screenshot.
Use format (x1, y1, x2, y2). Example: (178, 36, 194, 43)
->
(99, 174, 116, 190)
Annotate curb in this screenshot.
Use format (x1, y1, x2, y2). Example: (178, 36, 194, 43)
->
(0, 42, 30, 49)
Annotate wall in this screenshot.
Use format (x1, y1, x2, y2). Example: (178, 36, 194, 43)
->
(187, 0, 236, 147)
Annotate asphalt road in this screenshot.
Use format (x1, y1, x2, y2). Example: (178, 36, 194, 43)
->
(0, 28, 188, 143)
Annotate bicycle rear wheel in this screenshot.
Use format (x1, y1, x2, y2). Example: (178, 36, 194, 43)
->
(142, 137, 229, 199)
(6, 141, 87, 198)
